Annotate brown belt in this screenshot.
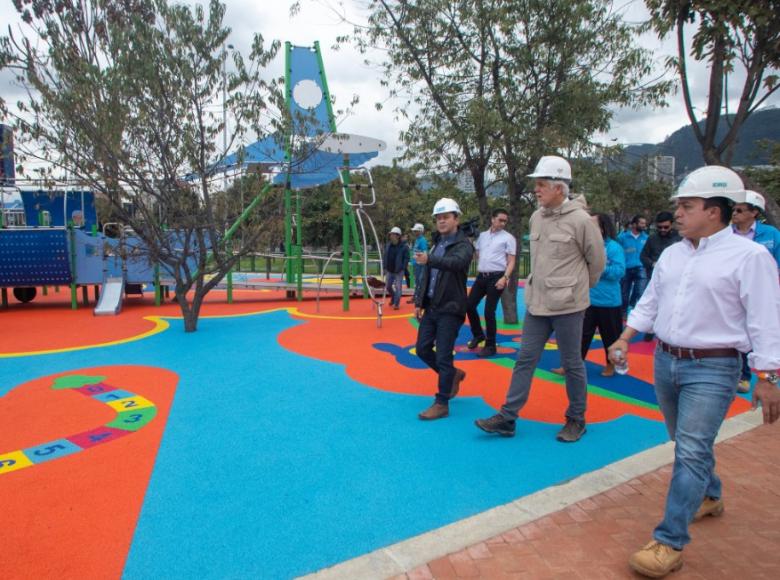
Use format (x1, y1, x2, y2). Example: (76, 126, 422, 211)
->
(658, 341, 740, 360)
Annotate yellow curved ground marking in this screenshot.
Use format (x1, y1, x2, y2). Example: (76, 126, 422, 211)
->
(0, 316, 170, 359)
(196, 306, 414, 322)
(0, 306, 413, 358)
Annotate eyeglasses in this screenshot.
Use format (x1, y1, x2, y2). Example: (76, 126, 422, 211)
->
(733, 208, 753, 214)
(496, 218, 508, 223)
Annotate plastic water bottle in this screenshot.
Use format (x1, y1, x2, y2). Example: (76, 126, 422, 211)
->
(613, 349, 629, 375)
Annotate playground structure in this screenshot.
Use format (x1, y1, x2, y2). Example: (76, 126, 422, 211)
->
(1, 43, 394, 322)
(211, 41, 393, 320)
(0, 184, 170, 312)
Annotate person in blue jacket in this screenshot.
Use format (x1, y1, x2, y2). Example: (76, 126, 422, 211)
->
(731, 190, 780, 392)
(617, 214, 648, 313)
(553, 213, 626, 377)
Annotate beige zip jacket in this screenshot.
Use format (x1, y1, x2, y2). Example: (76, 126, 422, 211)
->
(524, 195, 605, 316)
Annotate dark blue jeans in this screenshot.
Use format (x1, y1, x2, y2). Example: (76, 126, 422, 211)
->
(621, 266, 647, 311)
(466, 272, 505, 346)
(416, 308, 465, 404)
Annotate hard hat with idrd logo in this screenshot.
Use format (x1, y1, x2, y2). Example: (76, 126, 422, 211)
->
(527, 156, 572, 182)
(432, 198, 462, 216)
(672, 166, 746, 204)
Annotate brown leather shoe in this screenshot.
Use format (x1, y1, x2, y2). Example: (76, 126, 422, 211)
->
(629, 541, 683, 578)
(693, 497, 724, 521)
(551, 367, 565, 375)
(450, 368, 466, 399)
(601, 363, 615, 377)
(418, 402, 449, 420)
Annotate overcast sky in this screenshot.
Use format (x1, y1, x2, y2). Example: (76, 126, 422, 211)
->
(3, 0, 778, 168)
(224, 0, 779, 164)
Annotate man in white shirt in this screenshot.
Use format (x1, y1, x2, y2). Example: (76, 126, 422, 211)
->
(465, 208, 517, 357)
(607, 166, 780, 578)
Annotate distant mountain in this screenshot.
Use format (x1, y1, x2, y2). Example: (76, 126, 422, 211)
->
(623, 108, 780, 177)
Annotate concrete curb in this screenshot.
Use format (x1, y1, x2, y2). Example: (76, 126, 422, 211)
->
(299, 409, 764, 580)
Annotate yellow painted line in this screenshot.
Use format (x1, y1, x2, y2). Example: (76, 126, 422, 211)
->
(0, 303, 412, 359)
(0, 316, 170, 359)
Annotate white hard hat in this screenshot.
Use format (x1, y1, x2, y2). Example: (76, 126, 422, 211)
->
(672, 166, 746, 203)
(432, 197, 462, 216)
(527, 155, 572, 181)
(411, 223, 424, 232)
(389, 226, 402, 235)
(745, 190, 766, 211)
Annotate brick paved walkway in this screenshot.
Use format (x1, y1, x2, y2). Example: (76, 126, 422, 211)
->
(393, 423, 780, 579)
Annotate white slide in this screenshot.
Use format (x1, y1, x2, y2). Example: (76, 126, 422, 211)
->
(94, 276, 124, 316)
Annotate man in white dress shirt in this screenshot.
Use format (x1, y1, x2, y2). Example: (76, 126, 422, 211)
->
(607, 166, 780, 578)
(465, 208, 517, 357)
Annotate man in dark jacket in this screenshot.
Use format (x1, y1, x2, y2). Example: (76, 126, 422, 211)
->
(640, 211, 681, 279)
(640, 211, 681, 341)
(384, 226, 410, 310)
(413, 197, 474, 420)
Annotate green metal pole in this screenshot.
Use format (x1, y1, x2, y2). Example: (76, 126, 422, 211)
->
(296, 190, 303, 301)
(154, 263, 161, 306)
(314, 41, 353, 310)
(283, 41, 295, 294)
(341, 169, 351, 311)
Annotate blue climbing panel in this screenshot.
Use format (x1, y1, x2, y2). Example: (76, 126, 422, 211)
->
(0, 230, 72, 286)
(20, 190, 98, 229)
(73, 229, 106, 285)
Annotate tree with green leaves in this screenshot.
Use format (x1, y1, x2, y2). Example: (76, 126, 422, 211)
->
(0, 0, 281, 331)
(340, 0, 670, 323)
(646, 0, 780, 222)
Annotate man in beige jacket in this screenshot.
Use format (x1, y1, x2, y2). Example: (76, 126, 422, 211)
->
(476, 156, 605, 442)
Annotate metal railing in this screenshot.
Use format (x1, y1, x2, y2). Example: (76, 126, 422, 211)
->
(232, 249, 531, 278)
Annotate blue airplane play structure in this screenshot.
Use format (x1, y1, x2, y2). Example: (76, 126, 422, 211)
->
(0, 42, 387, 314)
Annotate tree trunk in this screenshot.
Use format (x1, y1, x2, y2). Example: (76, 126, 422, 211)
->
(500, 165, 525, 326)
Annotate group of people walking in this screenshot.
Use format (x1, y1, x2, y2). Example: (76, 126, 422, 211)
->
(402, 156, 779, 578)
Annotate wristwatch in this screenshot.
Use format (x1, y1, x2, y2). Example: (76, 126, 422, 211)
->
(756, 371, 780, 385)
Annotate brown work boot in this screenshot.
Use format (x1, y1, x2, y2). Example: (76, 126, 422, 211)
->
(551, 367, 565, 375)
(693, 497, 724, 521)
(629, 541, 683, 578)
(450, 369, 466, 400)
(601, 363, 615, 377)
(418, 402, 449, 420)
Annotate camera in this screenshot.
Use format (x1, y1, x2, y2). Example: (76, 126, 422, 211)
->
(460, 217, 480, 238)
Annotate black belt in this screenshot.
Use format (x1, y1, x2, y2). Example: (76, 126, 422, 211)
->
(659, 340, 739, 360)
(478, 271, 504, 277)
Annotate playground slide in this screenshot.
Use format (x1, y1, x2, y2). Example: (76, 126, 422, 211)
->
(94, 277, 124, 316)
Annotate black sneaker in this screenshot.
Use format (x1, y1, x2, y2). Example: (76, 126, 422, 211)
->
(475, 414, 516, 437)
(556, 418, 586, 442)
(467, 336, 485, 349)
(477, 345, 497, 357)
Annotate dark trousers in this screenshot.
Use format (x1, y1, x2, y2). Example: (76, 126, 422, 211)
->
(621, 266, 647, 311)
(416, 308, 464, 404)
(740, 352, 751, 382)
(466, 272, 505, 346)
(581, 305, 623, 360)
